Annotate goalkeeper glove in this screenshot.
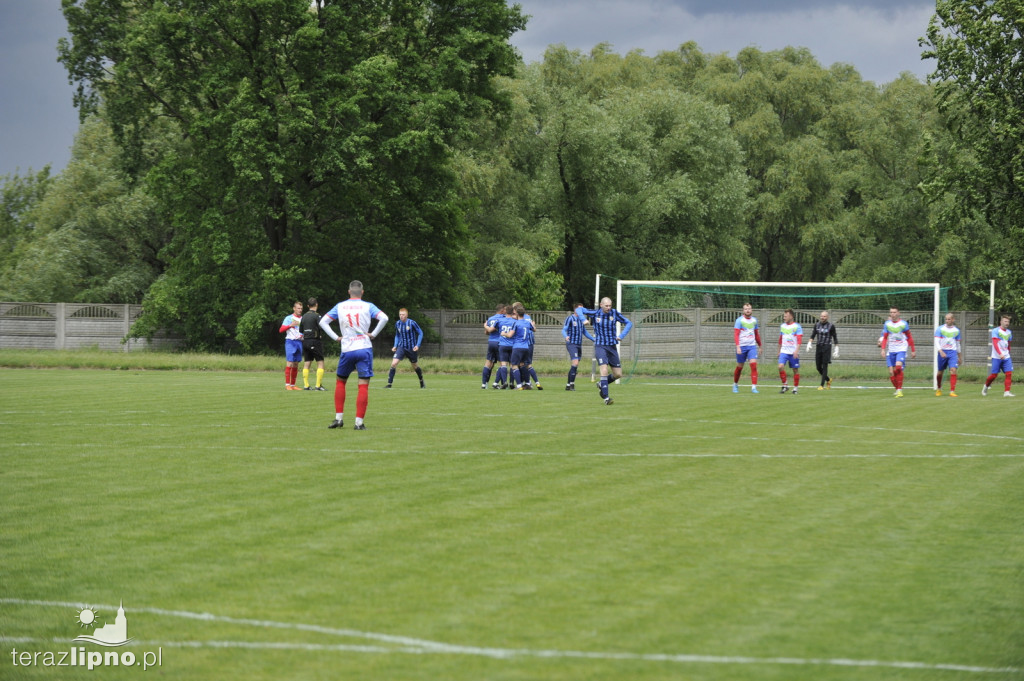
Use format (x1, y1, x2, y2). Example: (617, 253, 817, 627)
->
(806, 340, 812, 352)
(832, 347, 839, 359)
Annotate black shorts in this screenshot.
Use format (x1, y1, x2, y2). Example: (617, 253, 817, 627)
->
(302, 339, 324, 363)
(394, 347, 419, 363)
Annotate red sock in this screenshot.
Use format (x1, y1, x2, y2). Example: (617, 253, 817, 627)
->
(794, 372, 800, 387)
(950, 374, 957, 391)
(896, 367, 904, 389)
(751, 365, 758, 385)
(936, 373, 943, 389)
(291, 366, 299, 385)
(356, 383, 369, 418)
(986, 373, 997, 387)
(1006, 372, 1014, 392)
(334, 379, 347, 413)
(780, 369, 787, 384)
(890, 373, 897, 388)
(285, 367, 292, 385)
(734, 366, 742, 383)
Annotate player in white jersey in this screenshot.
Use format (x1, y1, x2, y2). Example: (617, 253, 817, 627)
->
(934, 312, 961, 397)
(319, 281, 389, 429)
(732, 302, 762, 393)
(279, 301, 304, 390)
(878, 306, 915, 398)
(777, 309, 803, 394)
(983, 314, 1015, 397)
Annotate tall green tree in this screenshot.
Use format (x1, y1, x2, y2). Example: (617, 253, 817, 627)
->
(923, 0, 1024, 316)
(59, 0, 524, 349)
(456, 46, 753, 308)
(0, 117, 168, 303)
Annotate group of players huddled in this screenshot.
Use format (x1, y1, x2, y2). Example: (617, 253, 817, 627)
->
(282, 289, 1016, 429)
(732, 304, 1015, 398)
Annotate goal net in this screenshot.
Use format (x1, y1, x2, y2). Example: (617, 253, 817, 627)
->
(612, 281, 948, 388)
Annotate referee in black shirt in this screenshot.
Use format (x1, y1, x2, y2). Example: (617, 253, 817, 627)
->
(808, 310, 839, 389)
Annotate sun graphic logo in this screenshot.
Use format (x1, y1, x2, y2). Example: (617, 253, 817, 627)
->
(72, 600, 132, 646)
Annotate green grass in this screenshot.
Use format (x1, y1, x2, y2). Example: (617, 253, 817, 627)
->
(2, 366, 1023, 680)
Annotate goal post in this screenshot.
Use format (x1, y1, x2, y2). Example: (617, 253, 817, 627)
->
(614, 280, 946, 389)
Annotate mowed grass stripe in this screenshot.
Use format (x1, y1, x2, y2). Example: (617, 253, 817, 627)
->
(2, 368, 1022, 680)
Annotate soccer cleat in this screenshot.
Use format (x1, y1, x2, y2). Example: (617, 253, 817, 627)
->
(289, 385, 303, 391)
(792, 388, 798, 395)
(328, 419, 343, 429)
(316, 386, 326, 391)
(604, 397, 614, 405)
(949, 391, 958, 397)
(536, 385, 543, 390)
(420, 381, 425, 388)
(827, 378, 832, 389)
(566, 385, 573, 391)
(732, 384, 739, 393)
(523, 383, 532, 390)
(751, 387, 759, 394)
(935, 390, 942, 397)
(492, 383, 499, 389)
(895, 390, 904, 398)
(516, 385, 524, 391)
(1005, 391, 1017, 397)
(482, 384, 488, 389)
(982, 385, 989, 396)
(304, 386, 313, 391)
(384, 384, 392, 389)
(817, 386, 824, 391)
(780, 386, 789, 394)
(354, 423, 367, 430)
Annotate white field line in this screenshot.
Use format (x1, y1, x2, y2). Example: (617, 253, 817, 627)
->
(1, 600, 1019, 674)
(2, 441, 1023, 458)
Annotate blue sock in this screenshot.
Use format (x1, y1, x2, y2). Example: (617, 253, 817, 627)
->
(600, 377, 609, 398)
(387, 367, 396, 384)
(568, 365, 577, 383)
(497, 367, 507, 385)
(483, 366, 492, 383)
(529, 368, 539, 383)
(512, 368, 521, 386)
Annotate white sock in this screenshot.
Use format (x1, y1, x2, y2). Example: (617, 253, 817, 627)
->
(355, 417, 364, 426)
(336, 413, 343, 420)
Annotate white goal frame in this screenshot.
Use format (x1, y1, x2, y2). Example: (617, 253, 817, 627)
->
(615, 280, 942, 390)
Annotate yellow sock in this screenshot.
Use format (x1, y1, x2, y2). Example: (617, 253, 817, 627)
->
(316, 368, 324, 387)
(302, 368, 310, 388)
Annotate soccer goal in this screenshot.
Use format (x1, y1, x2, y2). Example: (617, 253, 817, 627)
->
(612, 280, 947, 389)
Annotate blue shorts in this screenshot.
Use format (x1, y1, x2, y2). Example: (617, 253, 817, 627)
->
(510, 347, 530, 367)
(886, 351, 907, 368)
(394, 347, 418, 363)
(565, 342, 582, 361)
(595, 344, 621, 368)
(336, 348, 374, 379)
(498, 345, 513, 363)
(736, 345, 759, 364)
(777, 353, 800, 369)
(991, 357, 1014, 374)
(525, 347, 534, 365)
(285, 339, 303, 363)
(485, 341, 500, 363)
(937, 351, 958, 371)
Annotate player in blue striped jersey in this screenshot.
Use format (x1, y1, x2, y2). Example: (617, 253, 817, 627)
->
(501, 303, 534, 390)
(385, 308, 425, 389)
(562, 302, 595, 391)
(518, 305, 542, 389)
(495, 310, 517, 389)
(482, 304, 506, 389)
(579, 298, 633, 405)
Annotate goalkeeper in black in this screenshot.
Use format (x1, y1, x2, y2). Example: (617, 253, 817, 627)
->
(807, 310, 839, 389)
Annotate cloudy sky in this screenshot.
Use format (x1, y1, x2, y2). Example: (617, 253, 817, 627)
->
(1, 0, 936, 180)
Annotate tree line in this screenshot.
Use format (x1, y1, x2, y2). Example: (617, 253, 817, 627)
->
(0, 0, 1017, 351)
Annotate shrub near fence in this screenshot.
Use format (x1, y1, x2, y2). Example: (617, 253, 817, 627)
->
(1, 304, 1019, 368)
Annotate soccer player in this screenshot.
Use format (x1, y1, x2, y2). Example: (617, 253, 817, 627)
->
(934, 312, 962, 397)
(517, 303, 541, 389)
(502, 303, 533, 390)
(983, 315, 1015, 397)
(319, 281, 389, 429)
(733, 303, 762, 393)
(482, 304, 506, 389)
(878, 306, 915, 398)
(807, 310, 839, 390)
(299, 298, 326, 391)
(494, 308, 517, 389)
(279, 301, 304, 390)
(777, 309, 803, 394)
(562, 302, 595, 390)
(578, 297, 633, 405)
(386, 308, 425, 389)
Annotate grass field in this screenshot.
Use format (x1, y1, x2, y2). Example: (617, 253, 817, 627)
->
(2, 363, 1023, 680)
